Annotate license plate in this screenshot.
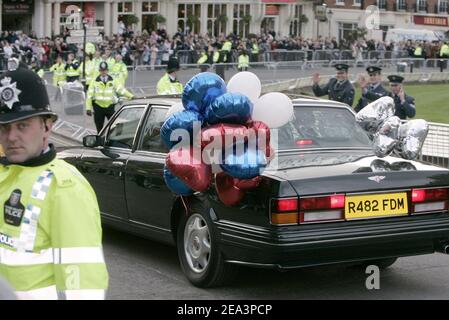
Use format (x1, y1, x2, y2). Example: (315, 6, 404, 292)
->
(345, 192, 408, 220)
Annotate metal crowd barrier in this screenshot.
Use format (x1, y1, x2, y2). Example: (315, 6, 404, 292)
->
(420, 122, 449, 168)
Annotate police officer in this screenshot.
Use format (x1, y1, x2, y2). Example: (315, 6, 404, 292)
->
(355, 66, 388, 113)
(64, 53, 81, 83)
(312, 63, 355, 106)
(197, 46, 211, 73)
(387, 75, 416, 120)
(109, 54, 128, 87)
(156, 57, 183, 95)
(49, 55, 66, 87)
(86, 61, 134, 132)
(238, 49, 250, 72)
(0, 68, 109, 299)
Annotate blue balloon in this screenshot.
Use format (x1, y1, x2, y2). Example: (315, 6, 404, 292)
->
(182, 72, 227, 115)
(205, 92, 253, 125)
(163, 165, 194, 196)
(220, 143, 267, 179)
(160, 110, 203, 149)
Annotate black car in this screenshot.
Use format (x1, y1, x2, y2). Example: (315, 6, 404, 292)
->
(59, 97, 449, 288)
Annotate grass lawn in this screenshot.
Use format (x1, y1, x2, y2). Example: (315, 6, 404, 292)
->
(353, 83, 449, 124)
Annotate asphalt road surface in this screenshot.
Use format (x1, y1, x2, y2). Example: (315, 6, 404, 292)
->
(50, 135, 449, 300)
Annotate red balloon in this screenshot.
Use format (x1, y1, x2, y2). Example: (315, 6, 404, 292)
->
(166, 147, 212, 192)
(233, 176, 262, 191)
(247, 120, 271, 147)
(215, 173, 245, 206)
(266, 145, 276, 162)
(201, 123, 248, 149)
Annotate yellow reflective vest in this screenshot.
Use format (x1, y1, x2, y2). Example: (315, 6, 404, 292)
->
(79, 60, 96, 84)
(86, 75, 134, 110)
(440, 44, 449, 57)
(0, 152, 109, 299)
(414, 47, 422, 57)
(65, 60, 81, 79)
(85, 42, 96, 55)
(156, 73, 183, 95)
(109, 62, 128, 87)
(49, 63, 66, 86)
(238, 54, 249, 70)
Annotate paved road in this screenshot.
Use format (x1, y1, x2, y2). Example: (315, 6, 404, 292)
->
(50, 135, 449, 300)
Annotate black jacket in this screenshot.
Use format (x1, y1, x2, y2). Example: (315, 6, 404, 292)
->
(313, 78, 355, 107)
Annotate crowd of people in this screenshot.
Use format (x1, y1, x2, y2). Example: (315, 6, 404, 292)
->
(1, 28, 449, 73)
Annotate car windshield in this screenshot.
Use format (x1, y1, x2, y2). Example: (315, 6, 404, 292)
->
(273, 106, 372, 150)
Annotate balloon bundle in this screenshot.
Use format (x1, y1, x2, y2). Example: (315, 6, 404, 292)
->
(355, 96, 429, 160)
(161, 72, 294, 206)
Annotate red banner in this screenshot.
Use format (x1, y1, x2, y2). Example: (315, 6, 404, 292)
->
(265, 5, 280, 15)
(414, 15, 448, 26)
(262, 0, 297, 3)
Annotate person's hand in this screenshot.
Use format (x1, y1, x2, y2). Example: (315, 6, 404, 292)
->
(312, 73, 320, 85)
(398, 87, 405, 103)
(86, 110, 92, 117)
(358, 74, 367, 89)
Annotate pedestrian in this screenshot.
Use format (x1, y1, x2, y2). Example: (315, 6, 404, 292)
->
(156, 57, 183, 95)
(387, 75, 416, 120)
(312, 63, 355, 107)
(86, 62, 134, 132)
(0, 68, 109, 299)
(237, 49, 250, 72)
(354, 66, 388, 113)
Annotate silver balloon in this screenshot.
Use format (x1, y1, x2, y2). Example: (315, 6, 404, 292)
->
(396, 119, 429, 160)
(372, 116, 401, 158)
(356, 96, 395, 134)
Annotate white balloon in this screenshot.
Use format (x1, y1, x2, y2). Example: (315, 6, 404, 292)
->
(252, 93, 294, 129)
(227, 71, 261, 104)
(165, 102, 184, 120)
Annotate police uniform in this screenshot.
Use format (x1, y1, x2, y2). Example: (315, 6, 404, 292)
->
(86, 62, 134, 132)
(197, 47, 211, 73)
(156, 58, 183, 95)
(387, 75, 416, 120)
(0, 69, 108, 299)
(312, 64, 355, 106)
(238, 50, 250, 72)
(65, 59, 81, 82)
(354, 66, 388, 113)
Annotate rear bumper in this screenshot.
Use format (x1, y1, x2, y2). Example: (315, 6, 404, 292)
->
(216, 213, 449, 269)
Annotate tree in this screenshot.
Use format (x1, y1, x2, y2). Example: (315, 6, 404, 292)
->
(121, 14, 139, 27)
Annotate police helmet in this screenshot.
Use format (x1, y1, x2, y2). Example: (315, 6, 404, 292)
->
(0, 69, 57, 124)
(167, 57, 180, 73)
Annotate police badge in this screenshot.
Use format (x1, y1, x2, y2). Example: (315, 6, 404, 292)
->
(4, 189, 25, 226)
(0, 77, 21, 109)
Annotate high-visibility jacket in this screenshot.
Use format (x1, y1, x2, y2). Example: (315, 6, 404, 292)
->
(86, 75, 134, 111)
(414, 47, 422, 57)
(49, 63, 66, 86)
(0, 153, 109, 300)
(213, 51, 227, 63)
(252, 43, 259, 55)
(197, 53, 209, 65)
(106, 57, 116, 70)
(440, 44, 449, 57)
(156, 73, 183, 95)
(32, 67, 45, 79)
(109, 61, 128, 87)
(238, 54, 249, 70)
(79, 60, 96, 84)
(85, 42, 96, 55)
(222, 40, 232, 52)
(65, 60, 81, 79)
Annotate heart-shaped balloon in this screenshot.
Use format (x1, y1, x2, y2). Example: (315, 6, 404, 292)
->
(215, 173, 246, 206)
(220, 142, 267, 179)
(356, 96, 395, 134)
(205, 92, 253, 125)
(163, 165, 194, 195)
(166, 147, 212, 192)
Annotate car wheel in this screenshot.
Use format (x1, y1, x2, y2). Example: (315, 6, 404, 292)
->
(177, 201, 236, 288)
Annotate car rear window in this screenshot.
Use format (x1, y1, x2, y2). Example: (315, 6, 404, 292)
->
(274, 106, 372, 150)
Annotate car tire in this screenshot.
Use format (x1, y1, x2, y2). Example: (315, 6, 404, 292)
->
(176, 201, 236, 288)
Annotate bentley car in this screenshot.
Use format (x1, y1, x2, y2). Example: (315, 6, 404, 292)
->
(58, 97, 449, 287)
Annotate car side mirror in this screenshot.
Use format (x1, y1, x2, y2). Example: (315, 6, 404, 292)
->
(83, 135, 104, 148)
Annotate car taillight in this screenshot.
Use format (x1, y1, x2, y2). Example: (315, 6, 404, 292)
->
(270, 198, 298, 225)
(296, 139, 314, 146)
(411, 188, 449, 214)
(299, 195, 345, 224)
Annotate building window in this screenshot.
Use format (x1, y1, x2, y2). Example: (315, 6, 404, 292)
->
(233, 4, 250, 38)
(338, 22, 358, 42)
(207, 4, 227, 37)
(438, 0, 448, 12)
(289, 5, 303, 36)
(397, 0, 406, 10)
(336, 0, 345, 5)
(377, 0, 386, 9)
(177, 4, 201, 34)
(142, 1, 158, 13)
(118, 2, 133, 13)
(353, 0, 361, 6)
(417, 0, 427, 11)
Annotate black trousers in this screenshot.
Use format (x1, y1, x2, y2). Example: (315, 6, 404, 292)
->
(93, 102, 115, 133)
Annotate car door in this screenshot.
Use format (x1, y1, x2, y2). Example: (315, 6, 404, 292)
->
(78, 105, 146, 221)
(125, 105, 175, 231)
